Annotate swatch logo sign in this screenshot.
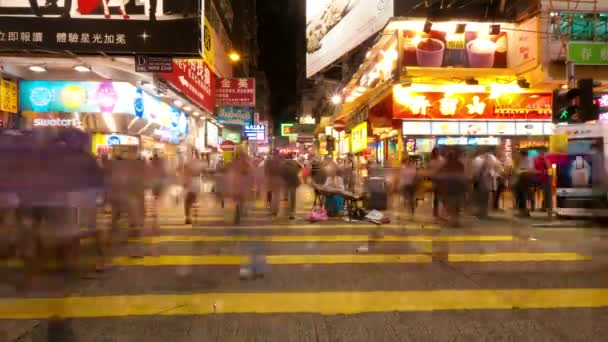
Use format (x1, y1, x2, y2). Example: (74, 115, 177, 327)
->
(33, 118, 82, 129)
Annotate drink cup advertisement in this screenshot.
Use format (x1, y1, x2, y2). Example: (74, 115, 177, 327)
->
(400, 21, 509, 68)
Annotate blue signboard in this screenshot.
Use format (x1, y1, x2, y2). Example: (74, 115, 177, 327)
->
(216, 107, 253, 126)
(20, 80, 188, 137)
(243, 124, 265, 141)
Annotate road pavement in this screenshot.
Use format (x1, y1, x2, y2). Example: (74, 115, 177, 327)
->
(1, 190, 608, 341)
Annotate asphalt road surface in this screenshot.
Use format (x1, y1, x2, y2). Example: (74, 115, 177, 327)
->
(2, 191, 608, 341)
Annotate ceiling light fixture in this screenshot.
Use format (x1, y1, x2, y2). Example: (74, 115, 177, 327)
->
(173, 100, 183, 107)
(192, 111, 200, 117)
(183, 106, 193, 112)
(73, 65, 91, 72)
(29, 65, 47, 72)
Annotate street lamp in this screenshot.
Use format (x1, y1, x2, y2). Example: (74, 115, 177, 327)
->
(229, 51, 241, 63)
(331, 95, 342, 105)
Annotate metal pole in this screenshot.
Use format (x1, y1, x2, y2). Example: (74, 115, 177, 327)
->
(567, 61, 576, 89)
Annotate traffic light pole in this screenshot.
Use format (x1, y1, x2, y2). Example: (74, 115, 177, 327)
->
(567, 62, 576, 90)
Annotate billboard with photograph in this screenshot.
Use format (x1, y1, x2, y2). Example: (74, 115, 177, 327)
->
(306, 0, 394, 77)
(0, 1, 200, 55)
(399, 20, 511, 69)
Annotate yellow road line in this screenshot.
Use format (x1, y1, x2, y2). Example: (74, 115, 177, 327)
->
(123, 235, 515, 244)
(448, 252, 591, 262)
(3, 288, 608, 319)
(0, 252, 589, 268)
(158, 224, 438, 230)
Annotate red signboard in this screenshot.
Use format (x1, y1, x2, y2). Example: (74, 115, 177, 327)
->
(393, 92, 551, 120)
(216, 78, 256, 106)
(160, 59, 215, 114)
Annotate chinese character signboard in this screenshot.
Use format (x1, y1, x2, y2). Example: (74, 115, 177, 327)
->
(568, 42, 608, 65)
(393, 91, 551, 120)
(216, 107, 253, 126)
(160, 59, 215, 114)
(216, 78, 255, 106)
(0, 2, 200, 55)
(244, 124, 266, 141)
(400, 21, 509, 68)
(0, 79, 18, 113)
(281, 123, 297, 137)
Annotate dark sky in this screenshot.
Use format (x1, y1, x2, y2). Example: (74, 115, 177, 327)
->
(257, 0, 302, 124)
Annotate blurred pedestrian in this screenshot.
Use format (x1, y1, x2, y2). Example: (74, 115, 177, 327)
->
(434, 149, 468, 227)
(183, 154, 204, 224)
(429, 147, 445, 218)
(534, 150, 552, 217)
(514, 150, 533, 217)
(472, 148, 499, 219)
(399, 157, 419, 219)
(323, 165, 345, 217)
(265, 153, 283, 216)
(281, 158, 303, 221)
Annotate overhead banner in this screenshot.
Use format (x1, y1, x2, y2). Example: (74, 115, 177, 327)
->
(400, 20, 510, 68)
(393, 91, 552, 120)
(160, 59, 215, 114)
(216, 107, 253, 126)
(0, 1, 200, 55)
(216, 78, 255, 106)
(306, 0, 394, 78)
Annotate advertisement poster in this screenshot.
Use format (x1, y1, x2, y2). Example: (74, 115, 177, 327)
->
(402, 120, 431, 135)
(160, 59, 215, 114)
(222, 128, 241, 144)
(400, 20, 509, 68)
(20, 80, 188, 135)
(0, 1, 200, 55)
(306, 0, 394, 77)
(351, 121, 368, 153)
(206, 121, 219, 147)
(393, 91, 551, 120)
(557, 155, 594, 188)
(216, 107, 253, 126)
(0, 79, 18, 113)
(216, 78, 255, 106)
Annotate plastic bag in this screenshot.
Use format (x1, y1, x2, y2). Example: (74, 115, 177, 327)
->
(307, 207, 328, 222)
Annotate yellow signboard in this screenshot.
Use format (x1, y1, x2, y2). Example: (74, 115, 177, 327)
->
(550, 134, 568, 153)
(0, 79, 18, 113)
(351, 122, 368, 153)
(203, 17, 215, 72)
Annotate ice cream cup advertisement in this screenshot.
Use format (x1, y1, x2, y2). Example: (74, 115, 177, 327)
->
(400, 21, 509, 68)
(556, 155, 594, 189)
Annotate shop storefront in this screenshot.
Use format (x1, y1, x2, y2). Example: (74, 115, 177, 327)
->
(0, 78, 18, 129)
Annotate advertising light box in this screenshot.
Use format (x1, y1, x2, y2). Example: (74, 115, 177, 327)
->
(19, 80, 188, 136)
(244, 124, 266, 142)
(402, 120, 431, 135)
(516, 121, 544, 136)
(487, 121, 516, 135)
(459, 121, 488, 135)
(306, 0, 394, 77)
(398, 20, 511, 69)
(431, 121, 460, 135)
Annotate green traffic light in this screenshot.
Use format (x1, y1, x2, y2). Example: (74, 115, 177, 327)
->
(560, 109, 569, 119)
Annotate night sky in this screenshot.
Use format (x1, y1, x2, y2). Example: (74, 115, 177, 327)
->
(257, 0, 302, 124)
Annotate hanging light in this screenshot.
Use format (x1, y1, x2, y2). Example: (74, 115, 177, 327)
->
(29, 65, 47, 72)
(73, 65, 91, 72)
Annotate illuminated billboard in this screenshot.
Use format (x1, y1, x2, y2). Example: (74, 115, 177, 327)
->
(306, 0, 394, 78)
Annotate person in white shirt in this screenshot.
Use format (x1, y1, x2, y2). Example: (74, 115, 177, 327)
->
(471, 149, 500, 218)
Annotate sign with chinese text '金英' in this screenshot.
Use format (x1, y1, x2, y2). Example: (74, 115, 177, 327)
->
(216, 107, 253, 126)
(393, 92, 552, 120)
(244, 124, 266, 141)
(216, 78, 255, 106)
(0, 79, 18, 113)
(135, 56, 173, 73)
(160, 59, 215, 114)
(568, 42, 608, 65)
(0, 12, 200, 55)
